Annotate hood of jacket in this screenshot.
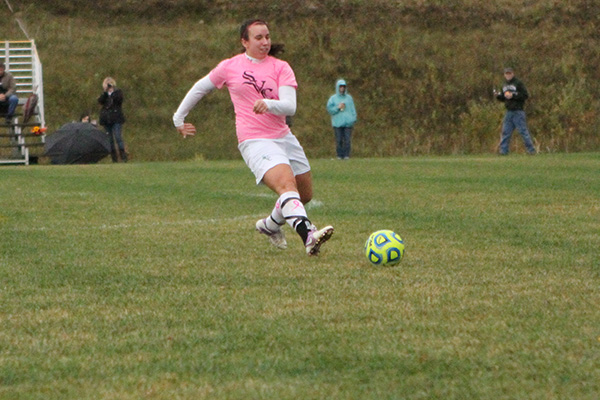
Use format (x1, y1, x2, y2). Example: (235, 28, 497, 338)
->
(336, 79, 348, 96)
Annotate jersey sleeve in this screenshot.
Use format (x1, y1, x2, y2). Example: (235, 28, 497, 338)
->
(208, 59, 230, 89)
(278, 61, 298, 89)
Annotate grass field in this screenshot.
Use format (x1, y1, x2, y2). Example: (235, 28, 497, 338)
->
(1, 154, 599, 399)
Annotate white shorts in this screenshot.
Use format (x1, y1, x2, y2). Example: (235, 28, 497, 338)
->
(238, 132, 311, 184)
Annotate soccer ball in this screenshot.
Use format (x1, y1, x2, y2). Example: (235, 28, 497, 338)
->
(364, 230, 405, 266)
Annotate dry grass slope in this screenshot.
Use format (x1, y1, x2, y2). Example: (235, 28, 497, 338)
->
(3, 0, 600, 161)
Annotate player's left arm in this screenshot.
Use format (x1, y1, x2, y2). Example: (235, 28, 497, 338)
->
(256, 86, 296, 116)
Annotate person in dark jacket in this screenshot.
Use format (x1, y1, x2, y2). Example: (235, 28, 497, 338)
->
(494, 67, 536, 155)
(98, 77, 127, 162)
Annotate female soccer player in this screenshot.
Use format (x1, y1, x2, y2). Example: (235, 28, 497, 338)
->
(173, 19, 333, 255)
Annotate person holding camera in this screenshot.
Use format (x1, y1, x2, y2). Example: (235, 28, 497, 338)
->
(98, 77, 127, 162)
(494, 67, 536, 155)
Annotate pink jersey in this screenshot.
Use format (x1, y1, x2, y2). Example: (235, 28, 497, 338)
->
(209, 53, 297, 143)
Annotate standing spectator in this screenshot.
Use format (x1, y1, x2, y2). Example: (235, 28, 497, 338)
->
(0, 62, 19, 125)
(98, 77, 127, 162)
(326, 79, 357, 159)
(173, 19, 334, 256)
(494, 67, 536, 155)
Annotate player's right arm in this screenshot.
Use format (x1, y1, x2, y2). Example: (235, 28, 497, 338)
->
(173, 75, 217, 138)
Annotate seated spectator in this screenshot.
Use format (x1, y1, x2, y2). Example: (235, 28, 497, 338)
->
(79, 111, 98, 126)
(0, 62, 19, 124)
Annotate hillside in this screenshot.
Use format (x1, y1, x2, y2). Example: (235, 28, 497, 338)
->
(3, 0, 600, 160)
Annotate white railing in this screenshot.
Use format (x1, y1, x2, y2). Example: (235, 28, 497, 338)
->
(1, 40, 45, 126)
(31, 41, 45, 127)
(1, 40, 45, 165)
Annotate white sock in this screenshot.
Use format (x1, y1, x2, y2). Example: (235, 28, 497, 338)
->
(278, 191, 311, 242)
(262, 197, 285, 232)
(264, 212, 283, 232)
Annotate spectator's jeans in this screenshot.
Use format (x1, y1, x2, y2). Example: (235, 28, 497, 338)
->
(0, 94, 19, 118)
(334, 126, 353, 159)
(500, 110, 536, 154)
(103, 123, 127, 162)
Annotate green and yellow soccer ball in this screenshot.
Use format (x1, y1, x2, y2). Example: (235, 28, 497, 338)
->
(364, 230, 405, 266)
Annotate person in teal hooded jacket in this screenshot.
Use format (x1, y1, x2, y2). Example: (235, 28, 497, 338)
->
(326, 79, 357, 159)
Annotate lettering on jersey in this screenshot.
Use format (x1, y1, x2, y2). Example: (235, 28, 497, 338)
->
(242, 71, 274, 99)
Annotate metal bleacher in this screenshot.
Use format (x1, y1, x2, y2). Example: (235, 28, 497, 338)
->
(0, 40, 46, 165)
